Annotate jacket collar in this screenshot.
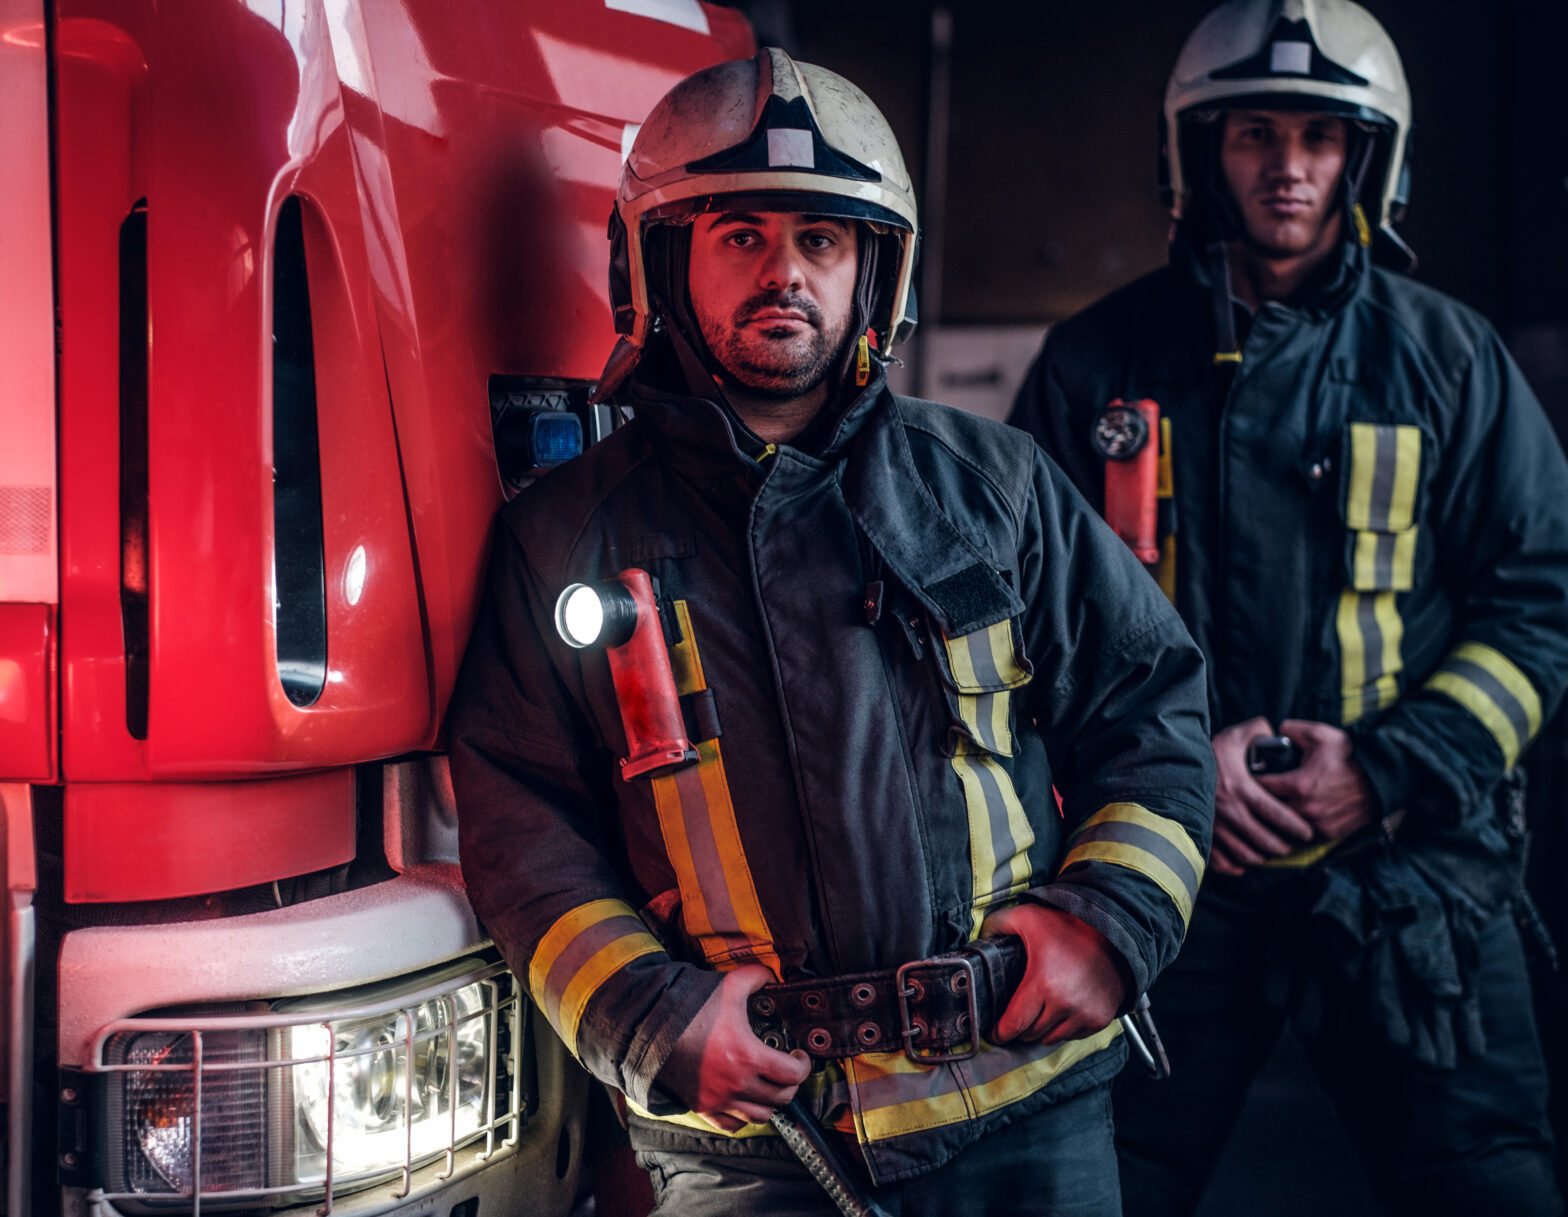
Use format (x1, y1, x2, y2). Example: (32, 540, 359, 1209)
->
(624, 334, 892, 479)
(1171, 225, 1367, 322)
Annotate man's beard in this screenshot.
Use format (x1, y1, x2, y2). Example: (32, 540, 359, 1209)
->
(700, 290, 855, 401)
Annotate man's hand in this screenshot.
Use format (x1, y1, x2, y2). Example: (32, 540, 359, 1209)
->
(657, 964, 810, 1132)
(1210, 716, 1316, 876)
(1254, 719, 1376, 840)
(980, 903, 1129, 1044)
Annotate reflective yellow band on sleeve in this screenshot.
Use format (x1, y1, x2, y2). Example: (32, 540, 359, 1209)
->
(1061, 802, 1204, 928)
(529, 899, 665, 1056)
(650, 602, 782, 977)
(1426, 642, 1543, 768)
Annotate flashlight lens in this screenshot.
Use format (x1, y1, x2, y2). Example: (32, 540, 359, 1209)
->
(558, 584, 604, 648)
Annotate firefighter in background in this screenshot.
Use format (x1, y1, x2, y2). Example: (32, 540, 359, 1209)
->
(1010, 0, 1568, 1213)
(449, 48, 1215, 1214)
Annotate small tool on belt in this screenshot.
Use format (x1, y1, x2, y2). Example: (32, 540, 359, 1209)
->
(771, 1099, 893, 1217)
(1119, 993, 1172, 1079)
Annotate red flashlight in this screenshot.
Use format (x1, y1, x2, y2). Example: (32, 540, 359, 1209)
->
(1095, 398, 1161, 566)
(554, 568, 698, 780)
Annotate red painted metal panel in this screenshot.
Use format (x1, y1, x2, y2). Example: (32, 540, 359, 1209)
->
(0, 0, 57, 608)
(340, 1, 757, 739)
(54, 0, 753, 780)
(63, 769, 356, 902)
(0, 606, 55, 782)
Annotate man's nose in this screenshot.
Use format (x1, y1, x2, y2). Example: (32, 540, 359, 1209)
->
(1268, 137, 1308, 182)
(758, 242, 805, 291)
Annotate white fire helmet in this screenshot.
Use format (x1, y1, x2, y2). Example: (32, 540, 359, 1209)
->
(1163, 0, 1412, 236)
(599, 48, 918, 395)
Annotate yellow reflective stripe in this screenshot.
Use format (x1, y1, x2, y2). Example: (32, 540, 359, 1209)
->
(1156, 417, 1174, 498)
(1346, 424, 1378, 530)
(846, 1025, 1121, 1141)
(1350, 527, 1417, 592)
(1069, 802, 1206, 880)
(668, 600, 707, 696)
(945, 630, 981, 689)
(1155, 533, 1177, 605)
(1450, 642, 1543, 737)
(1063, 840, 1194, 927)
(1337, 590, 1365, 722)
(1337, 590, 1403, 724)
(951, 745, 1035, 937)
(1346, 423, 1422, 532)
(955, 691, 1014, 755)
(625, 1101, 777, 1138)
(650, 602, 781, 977)
(529, 899, 664, 1055)
(1389, 425, 1422, 532)
(1427, 673, 1522, 767)
(1062, 803, 1203, 929)
(1257, 838, 1342, 868)
(943, 622, 1029, 692)
(556, 935, 665, 1055)
(1426, 642, 1543, 768)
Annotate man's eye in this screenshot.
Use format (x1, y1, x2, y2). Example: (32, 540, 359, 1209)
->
(726, 232, 758, 247)
(802, 232, 836, 249)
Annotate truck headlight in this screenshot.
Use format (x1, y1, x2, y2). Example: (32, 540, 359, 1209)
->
(98, 958, 523, 1209)
(286, 981, 489, 1183)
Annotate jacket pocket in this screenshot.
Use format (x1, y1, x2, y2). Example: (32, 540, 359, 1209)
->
(930, 618, 1032, 757)
(1340, 421, 1425, 592)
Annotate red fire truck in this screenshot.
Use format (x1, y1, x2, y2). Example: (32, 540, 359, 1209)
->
(0, 0, 752, 1212)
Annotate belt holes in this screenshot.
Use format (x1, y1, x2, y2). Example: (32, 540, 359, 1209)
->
(908, 1015, 928, 1042)
(753, 995, 776, 1016)
(902, 978, 924, 1003)
(857, 1021, 881, 1045)
(801, 990, 826, 1012)
(850, 983, 876, 1007)
(949, 971, 970, 995)
(957, 1013, 972, 1035)
(762, 1032, 785, 1050)
(806, 1027, 833, 1053)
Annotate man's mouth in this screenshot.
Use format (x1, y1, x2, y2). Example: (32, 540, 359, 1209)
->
(1259, 195, 1311, 215)
(745, 308, 812, 327)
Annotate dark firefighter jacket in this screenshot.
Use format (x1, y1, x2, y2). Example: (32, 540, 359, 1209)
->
(449, 360, 1215, 1183)
(1011, 234, 1568, 992)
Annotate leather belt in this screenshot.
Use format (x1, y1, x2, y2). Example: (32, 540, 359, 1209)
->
(747, 936, 1027, 1063)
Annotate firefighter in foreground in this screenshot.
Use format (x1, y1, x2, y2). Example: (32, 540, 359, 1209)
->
(450, 48, 1214, 1214)
(1011, 0, 1568, 1213)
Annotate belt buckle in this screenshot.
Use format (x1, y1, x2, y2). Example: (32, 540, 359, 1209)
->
(896, 954, 979, 1064)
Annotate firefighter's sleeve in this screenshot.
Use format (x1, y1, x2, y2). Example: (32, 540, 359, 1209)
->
(1351, 334, 1568, 824)
(1016, 449, 1216, 995)
(448, 524, 718, 1113)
